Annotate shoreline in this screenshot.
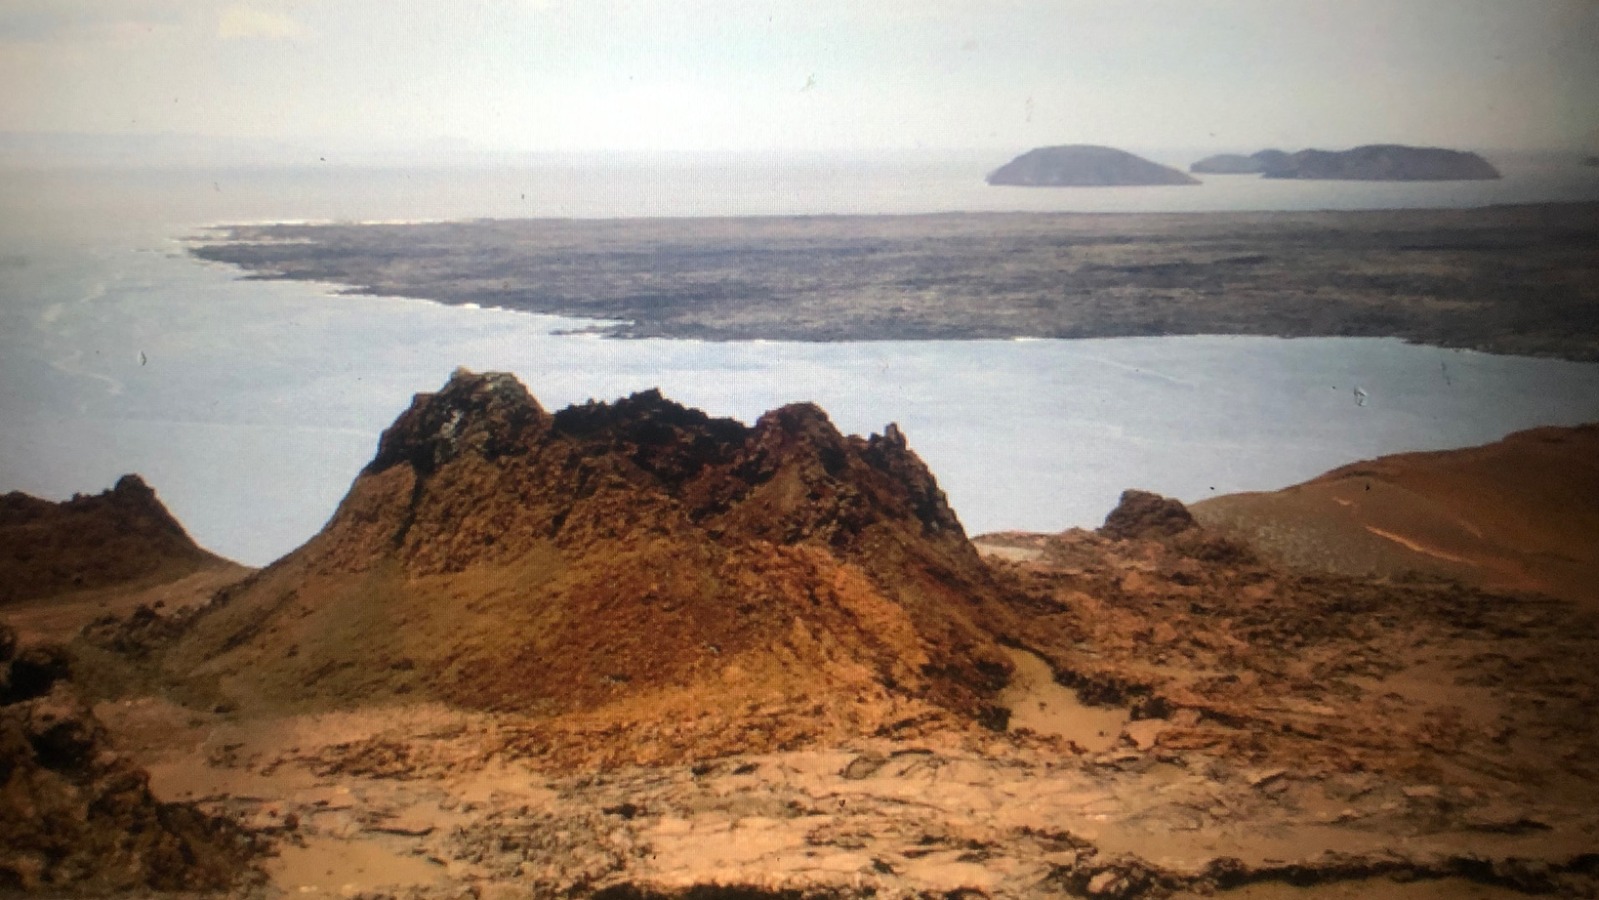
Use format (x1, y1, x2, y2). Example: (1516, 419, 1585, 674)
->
(192, 201, 1599, 361)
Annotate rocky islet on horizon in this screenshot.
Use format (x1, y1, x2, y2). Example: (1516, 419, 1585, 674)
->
(1190, 144, 1501, 180)
(985, 144, 1199, 187)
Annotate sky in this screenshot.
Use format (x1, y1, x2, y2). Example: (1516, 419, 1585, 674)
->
(1, 0, 1596, 157)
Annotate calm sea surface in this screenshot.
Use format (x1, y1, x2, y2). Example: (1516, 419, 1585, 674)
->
(4, 154, 1599, 565)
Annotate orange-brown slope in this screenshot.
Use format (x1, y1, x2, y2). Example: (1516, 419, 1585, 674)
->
(0, 475, 234, 607)
(1191, 424, 1599, 606)
(164, 370, 1019, 757)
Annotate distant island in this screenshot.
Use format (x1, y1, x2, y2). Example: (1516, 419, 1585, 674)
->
(1192, 144, 1499, 181)
(986, 145, 1198, 187)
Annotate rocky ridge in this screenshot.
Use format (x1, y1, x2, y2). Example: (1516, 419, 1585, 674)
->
(158, 370, 1025, 759)
(0, 475, 227, 605)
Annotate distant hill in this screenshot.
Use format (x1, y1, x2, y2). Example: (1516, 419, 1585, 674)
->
(987, 145, 1198, 186)
(0, 476, 231, 605)
(1260, 144, 1500, 181)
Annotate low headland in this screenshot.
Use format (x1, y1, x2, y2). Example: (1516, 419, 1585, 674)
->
(192, 202, 1599, 361)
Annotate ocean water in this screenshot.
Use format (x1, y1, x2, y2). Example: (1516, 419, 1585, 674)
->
(4, 155, 1599, 566)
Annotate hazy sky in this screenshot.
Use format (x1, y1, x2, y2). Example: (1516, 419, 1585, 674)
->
(2, 0, 1596, 155)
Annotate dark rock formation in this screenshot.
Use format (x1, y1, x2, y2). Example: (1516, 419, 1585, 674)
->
(0, 622, 254, 892)
(1098, 489, 1198, 541)
(164, 371, 1026, 761)
(1260, 144, 1500, 181)
(987, 145, 1198, 187)
(0, 475, 226, 605)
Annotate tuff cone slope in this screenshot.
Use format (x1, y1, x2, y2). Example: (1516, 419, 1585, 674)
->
(1192, 423, 1599, 606)
(165, 370, 1018, 757)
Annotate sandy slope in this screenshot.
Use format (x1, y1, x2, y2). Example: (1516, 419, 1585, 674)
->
(1191, 424, 1599, 607)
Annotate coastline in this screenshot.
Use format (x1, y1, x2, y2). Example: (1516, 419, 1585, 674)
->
(192, 201, 1599, 361)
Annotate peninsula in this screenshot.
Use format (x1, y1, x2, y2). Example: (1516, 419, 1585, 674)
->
(191, 203, 1599, 360)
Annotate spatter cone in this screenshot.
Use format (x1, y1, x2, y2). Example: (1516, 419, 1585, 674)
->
(168, 370, 1022, 763)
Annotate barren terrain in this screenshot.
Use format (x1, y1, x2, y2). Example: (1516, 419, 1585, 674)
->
(191, 203, 1599, 359)
(1191, 424, 1599, 608)
(5, 381, 1598, 898)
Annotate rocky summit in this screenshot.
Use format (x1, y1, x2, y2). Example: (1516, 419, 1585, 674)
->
(162, 370, 1025, 761)
(0, 475, 227, 605)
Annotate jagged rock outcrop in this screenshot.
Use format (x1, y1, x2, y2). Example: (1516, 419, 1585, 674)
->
(0, 475, 227, 605)
(0, 622, 254, 892)
(987, 145, 1199, 187)
(164, 370, 1020, 760)
(1260, 144, 1500, 181)
(1097, 489, 1199, 541)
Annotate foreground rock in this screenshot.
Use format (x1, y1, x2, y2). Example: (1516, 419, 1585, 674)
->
(0, 622, 254, 892)
(987, 145, 1199, 186)
(75, 480, 1599, 899)
(1259, 144, 1500, 181)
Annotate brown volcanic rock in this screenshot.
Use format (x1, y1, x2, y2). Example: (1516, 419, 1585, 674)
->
(166, 370, 1017, 759)
(0, 475, 226, 605)
(0, 623, 254, 893)
(1097, 489, 1198, 541)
